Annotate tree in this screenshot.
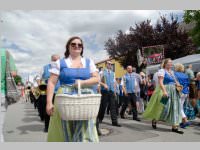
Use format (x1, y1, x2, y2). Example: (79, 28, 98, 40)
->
(158, 15, 195, 59)
(105, 14, 195, 72)
(14, 75, 22, 85)
(184, 10, 200, 46)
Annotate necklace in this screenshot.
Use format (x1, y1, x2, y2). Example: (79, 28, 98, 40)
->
(165, 69, 173, 76)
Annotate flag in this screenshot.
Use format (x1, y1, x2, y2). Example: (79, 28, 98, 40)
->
(137, 49, 144, 67)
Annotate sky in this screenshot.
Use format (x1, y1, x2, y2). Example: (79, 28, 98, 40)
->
(0, 10, 184, 82)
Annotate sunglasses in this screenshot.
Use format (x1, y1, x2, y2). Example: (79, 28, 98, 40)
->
(70, 42, 83, 48)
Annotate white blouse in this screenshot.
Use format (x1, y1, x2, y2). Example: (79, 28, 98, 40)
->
(158, 69, 175, 78)
(49, 56, 98, 75)
(157, 69, 165, 77)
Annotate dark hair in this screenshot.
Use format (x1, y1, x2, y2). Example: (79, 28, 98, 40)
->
(64, 36, 84, 58)
(126, 65, 132, 69)
(148, 74, 153, 80)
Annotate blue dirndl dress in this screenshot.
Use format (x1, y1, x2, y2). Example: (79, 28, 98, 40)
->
(47, 58, 99, 142)
(143, 70, 182, 126)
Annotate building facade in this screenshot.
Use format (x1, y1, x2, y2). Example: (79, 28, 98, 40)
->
(95, 58, 126, 78)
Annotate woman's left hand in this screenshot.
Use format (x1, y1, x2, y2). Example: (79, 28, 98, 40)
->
(74, 80, 83, 87)
(114, 93, 117, 97)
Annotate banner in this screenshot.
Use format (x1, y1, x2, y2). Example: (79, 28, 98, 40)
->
(141, 45, 165, 65)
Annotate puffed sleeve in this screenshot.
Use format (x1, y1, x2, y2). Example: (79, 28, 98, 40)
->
(49, 59, 60, 75)
(99, 70, 104, 81)
(157, 69, 165, 77)
(89, 58, 98, 73)
(121, 75, 126, 86)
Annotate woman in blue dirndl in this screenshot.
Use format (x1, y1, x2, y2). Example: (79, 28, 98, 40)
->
(46, 36, 100, 142)
(143, 58, 183, 134)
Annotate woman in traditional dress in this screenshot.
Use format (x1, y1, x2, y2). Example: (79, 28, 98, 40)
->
(46, 36, 100, 142)
(174, 63, 191, 128)
(143, 58, 183, 134)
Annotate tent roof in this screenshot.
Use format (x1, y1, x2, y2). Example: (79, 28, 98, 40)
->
(172, 54, 200, 64)
(146, 54, 200, 73)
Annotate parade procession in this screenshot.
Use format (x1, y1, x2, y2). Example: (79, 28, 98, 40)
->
(1, 10, 200, 142)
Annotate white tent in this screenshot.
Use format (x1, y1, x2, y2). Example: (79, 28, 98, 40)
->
(146, 54, 200, 74)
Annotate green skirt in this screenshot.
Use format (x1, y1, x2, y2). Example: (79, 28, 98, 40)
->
(142, 84, 182, 126)
(47, 98, 99, 142)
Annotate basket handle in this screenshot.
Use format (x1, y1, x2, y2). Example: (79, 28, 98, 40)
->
(77, 80, 81, 96)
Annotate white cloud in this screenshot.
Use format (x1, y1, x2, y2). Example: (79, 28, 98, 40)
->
(0, 10, 184, 80)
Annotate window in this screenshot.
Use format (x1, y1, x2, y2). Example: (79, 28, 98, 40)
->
(111, 64, 115, 72)
(98, 67, 103, 72)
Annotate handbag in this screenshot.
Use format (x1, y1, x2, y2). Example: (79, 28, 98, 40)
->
(170, 71, 183, 93)
(160, 96, 169, 105)
(175, 84, 183, 92)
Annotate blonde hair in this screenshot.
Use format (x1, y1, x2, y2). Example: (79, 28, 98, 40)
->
(196, 72, 200, 78)
(161, 58, 172, 69)
(174, 63, 184, 72)
(160, 60, 164, 69)
(140, 71, 145, 76)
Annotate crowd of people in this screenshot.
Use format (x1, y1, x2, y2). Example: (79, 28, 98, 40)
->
(18, 36, 200, 142)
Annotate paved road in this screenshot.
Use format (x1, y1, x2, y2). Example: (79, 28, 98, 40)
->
(3, 100, 200, 142)
(4, 100, 47, 142)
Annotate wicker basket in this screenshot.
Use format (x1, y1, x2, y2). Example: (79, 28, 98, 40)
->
(55, 81, 101, 120)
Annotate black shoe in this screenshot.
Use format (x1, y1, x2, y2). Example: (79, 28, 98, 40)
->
(43, 128, 48, 133)
(172, 128, 184, 134)
(120, 115, 125, 119)
(97, 129, 102, 136)
(133, 118, 141, 122)
(112, 122, 121, 127)
(152, 120, 157, 129)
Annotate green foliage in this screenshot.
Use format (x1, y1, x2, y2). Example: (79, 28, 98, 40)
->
(14, 75, 22, 85)
(105, 14, 196, 71)
(184, 10, 200, 46)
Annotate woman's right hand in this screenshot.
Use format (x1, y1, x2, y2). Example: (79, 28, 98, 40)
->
(163, 91, 168, 97)
(104, 84, 108, 90)
(46, 103, 54, 116)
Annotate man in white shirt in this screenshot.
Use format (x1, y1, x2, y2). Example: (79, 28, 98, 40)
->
(97, 61, 121, 127)
(120, 66, 142, 121)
